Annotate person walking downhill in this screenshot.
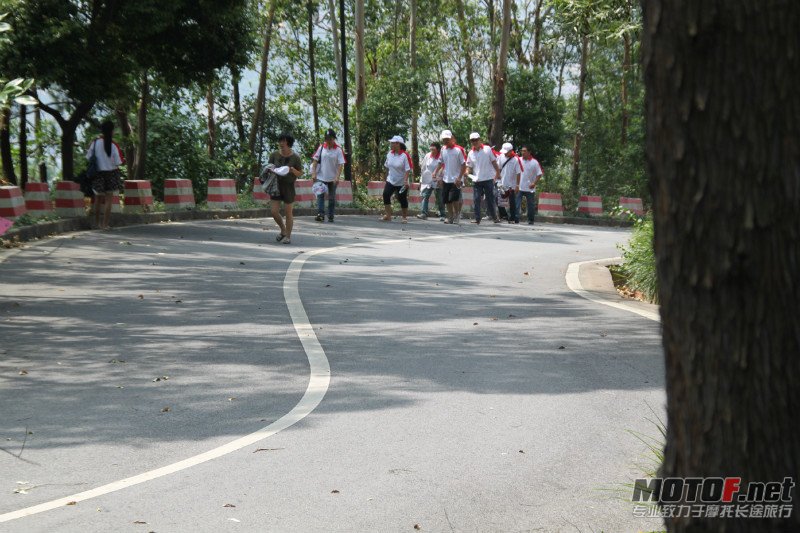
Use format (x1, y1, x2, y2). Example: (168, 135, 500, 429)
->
(438, 130, 467, 224)
(466, 132, 501, 224)
(86, 120, 124, 230)
(267, 133, 303, 244)
(381, 135, 413, 223)
(417, 141, 445, 220)
(517, 146, 544, 225)
(498, 142, 523, 224)
(311, 129, 346, 222)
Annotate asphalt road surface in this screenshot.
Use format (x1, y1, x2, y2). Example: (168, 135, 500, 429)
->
(0, 216, 665, 532)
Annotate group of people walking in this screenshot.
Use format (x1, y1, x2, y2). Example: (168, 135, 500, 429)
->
(264, 128, 544, 242)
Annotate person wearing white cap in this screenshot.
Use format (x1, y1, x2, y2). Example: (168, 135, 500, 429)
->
(417, 141, 446, 220)
(517, 146, 544, 224)
(466, 132, 501, 224)
(438, 129, 467, 224)
(497, 142, 524, 224)
(382, 135, 413, 223)
(311, 128, 346, 222)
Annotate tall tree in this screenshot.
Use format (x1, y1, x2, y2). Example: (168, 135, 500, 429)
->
(327, 0, 343, 108)
(308, 0, 320, 136)
(488, 0, 512, 147)
(231, 67, 246, 147)
(133, 73, 149, 181)
(206, 84, 216, 160)
(18, 104, 27, 186)
(410, 0, 420, 174)
(643, 2, 800, 532)
(454, 0, 478, 108)
(34, 103, 47, 182)
(248, 0, 278, 155)
(0, 106, 15, 184)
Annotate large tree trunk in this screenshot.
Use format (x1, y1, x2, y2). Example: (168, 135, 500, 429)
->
(231, 68, 246, 147)
(643, 2, 800, 532)
(18, 105, 28, 187)
(35, 104, 47, 182)
(308, 0, 320, 136)
(488, 0, 512, 147)
(621, 31, 631, 146)
(116, 108, 136, 178)
(0, 107, 16, 184)
(532, 0, 544, 66)
(36, 99, 93, 181)
(436, 62, 450, 126)
(133, 73, 149, 181)
(354, 0, 366, 109)
(410, 0, 419, 175)
(248, 0, 278, 155)
(339, 0, 352, 181)
(455, 0, 478, 108)
(570, 33, 589, 198)
(206, 85, 216, 163)
(327, 0, 343, 109)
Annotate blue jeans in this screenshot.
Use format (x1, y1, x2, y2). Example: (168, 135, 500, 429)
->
(316, 181, 337, 217)
(515, 191, 536, 223)
(421, 186, 445, 216)
(472, 180, 497, 221)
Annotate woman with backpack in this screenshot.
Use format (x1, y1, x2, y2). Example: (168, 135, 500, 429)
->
(86, 120, 123, 230)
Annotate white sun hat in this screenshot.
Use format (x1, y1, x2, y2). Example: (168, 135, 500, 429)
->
(388, 135, 405, 144)
(500, 142, 513, 154)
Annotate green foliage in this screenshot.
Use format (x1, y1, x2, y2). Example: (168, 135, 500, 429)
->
(502, 68, 564, 167)
(11, 212, 61, 228)
(618, 216, 658, 303)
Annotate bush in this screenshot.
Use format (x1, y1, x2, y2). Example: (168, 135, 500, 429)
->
(618, 216, 658, 303)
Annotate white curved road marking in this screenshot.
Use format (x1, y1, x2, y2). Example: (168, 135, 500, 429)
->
(0, 229, 490, 523)
(565, 257, 660, 322)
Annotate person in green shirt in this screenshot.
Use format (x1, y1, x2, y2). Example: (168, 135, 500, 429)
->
(267, 133, 303, 244)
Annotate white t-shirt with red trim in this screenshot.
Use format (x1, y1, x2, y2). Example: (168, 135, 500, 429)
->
(440, 144, 466, 184)
(498, 153, 523, 189)
(312, 143, 346, 182)
(520, 157, 543, 192)
(466, 144, 498, 182)
(384, 150, 412, 186)
(420, 152, 441, 189)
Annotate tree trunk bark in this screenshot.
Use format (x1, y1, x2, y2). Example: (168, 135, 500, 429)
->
(206, 85, 216, 162)
(410, 0, 419, 175)
(354, 0, 366, 109)
(328, 0, 343, 103)
(437, 61, 450, 126)
(643, 2, 800, 531)
(133, 73, 149, 181)
(488, 0, 512, 147)
(116, 108, 136, 178)
(34, 96, 93, 180)
(248, 0, 278, 155)
(0, 107, 16, 185)
(308, 0, 320, 136)
(231, 68, 246, 147)
(455, 0, 478, 108)
(35, 104, 47, 182)
(570, 33, 589, 198)
(532, 0, 543, 66)
(19, 105, 28, 187)
(621, 31, 631, 146)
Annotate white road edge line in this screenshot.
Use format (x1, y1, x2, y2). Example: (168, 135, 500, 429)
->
(565, 257, 660, 322)
(0, 229, 491, 523)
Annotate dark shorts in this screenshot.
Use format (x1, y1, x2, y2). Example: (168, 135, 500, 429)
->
(383, 182, 409, 208)
(92, 169, 122, 194)
(270, 175, 296, 204)
(442, 182, 461, 204)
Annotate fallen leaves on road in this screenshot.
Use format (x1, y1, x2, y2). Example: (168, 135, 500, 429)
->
(558, 346, 565, 350)
(161, 407, 170, 413)
(228, 397, 237, 401)
(414, 525, 421, 530)
(18, 369, 27, 375)
(473, 322, 478, 326)
(109, 359, 125, 364)
(331, 490, 340, 494)
(253, 448, 283, 453)
(66, 501, 77, 506)
(508, 314, 517, 318)
(523, 272, 529, 276)
(152, 376, 169, 382)
(137, 295, 144, 299)
(223, 504, 236, 508)
(133, 520, 147, 524)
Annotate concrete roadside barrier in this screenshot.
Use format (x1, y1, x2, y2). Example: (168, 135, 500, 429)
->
(0, 186, 27, 220)
(334, 181, 353, 206)
(578, 195, 603, 216)
(24, 182, 53, 217)
(618, 197, 644, 216)
(207, 179, 237, 209)
(164, 179, 195, 211)
(123, 180, 153, 214)
(538, 192, 564, 217)
(55, 181, 85, 217)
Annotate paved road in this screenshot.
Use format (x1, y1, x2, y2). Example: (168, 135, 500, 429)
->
(0, 217, 665, 532)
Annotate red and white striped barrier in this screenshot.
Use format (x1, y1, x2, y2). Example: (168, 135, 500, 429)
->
(367, 181, 383, 199)
(578, 195, 603, 216)
(207, 179, 237, 209)
(538, 192, 564, 216)
(55, 181, 85, 217)
(123, 180, 153, 213)
(619, 197, 644, 215)
(164, 179, 195, 211)
(334, 181, 353, 205)
(24, 182, 53, 217)
(0, 186, 27, 220)
(294, 179, 315, 207)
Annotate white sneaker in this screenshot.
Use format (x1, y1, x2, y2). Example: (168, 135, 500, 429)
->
(281, 236, 291, 244)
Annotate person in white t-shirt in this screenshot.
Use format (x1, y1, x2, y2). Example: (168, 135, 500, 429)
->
(85, 120, 123, 230)
(465, 132, 501, 224)
(382, 135, 413, 223)
(311, 128, 346, 222)
(497, 142, 523, 223)
(517, 146, 544, 225)
(417, 141, 445, 220)
(438, 129, 466, 224)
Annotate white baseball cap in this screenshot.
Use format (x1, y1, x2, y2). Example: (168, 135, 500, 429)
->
(500, 142, 513, 154)
(440, 129, 453, 139)
(388, 135, 405, 144)
(469, 132, 481, 140)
